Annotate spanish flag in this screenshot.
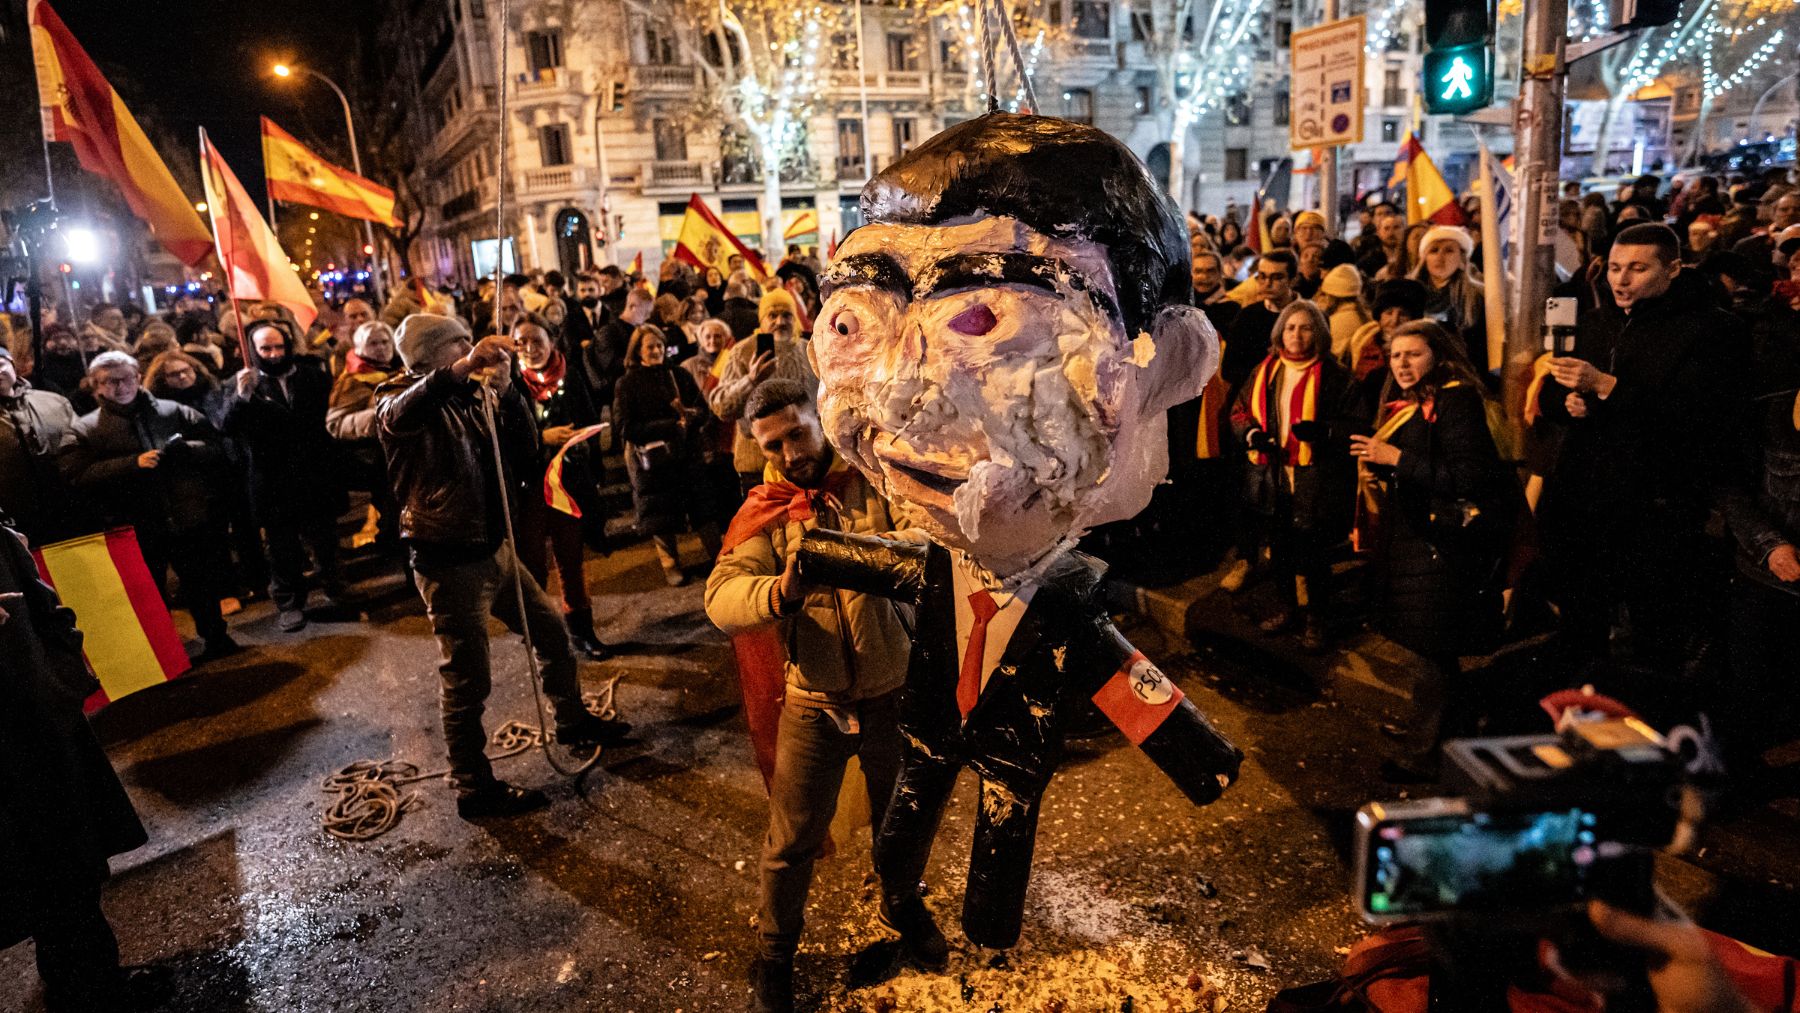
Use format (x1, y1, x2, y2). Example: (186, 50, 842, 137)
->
(1391, 132, 1467, 226)
(28, 0, 213, 266)
(261, 116, 400, 228)
(782, 209, 818, 241)
(627, 251, 643, 278)
(543, 424, 611, 517)
(200, 128, 318, 331)
(672, 194, 769, 280)
(32, 528, 191, 714)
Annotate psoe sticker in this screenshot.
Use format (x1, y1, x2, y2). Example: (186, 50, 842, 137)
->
(1128, 657, 1175, 706)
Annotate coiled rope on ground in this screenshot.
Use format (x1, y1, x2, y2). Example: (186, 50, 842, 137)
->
(320, 677, 621, 842)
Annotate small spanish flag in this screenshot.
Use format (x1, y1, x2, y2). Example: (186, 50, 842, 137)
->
(261, 116, 400, 228)
(543, 424, 611, 517)
(201, 127, 318, 332)
(626, 251, 643, 278)
(32, 528, 191, 714)
(782, 209, 818, 241)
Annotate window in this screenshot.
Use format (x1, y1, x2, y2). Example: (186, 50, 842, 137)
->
(652, 118, 687, 161)
(891, 117, 917, 163)
(886, 33, 919, 71)
(538, 123, 571, 166)
(702, 32, 742, 67)
(832, 33, 858, 71)
(1136, 85, 1153, 115)
(525, 30, 563, 74)
(1381, 118, 1399, 142)
(837, 118, 866, 178)
(1383, 66, 1405, 107)
(1071, 1, 1112, 39)
(643, 21, 677, 65)
(940, 38, 965, 72)
(1274, 88, 1289, 125)
(1226, 92, 1250, 126)
(1225, 148, 1249, 181)
(1275, 18, 1292, 47)
(1062, 88, 1094, 125)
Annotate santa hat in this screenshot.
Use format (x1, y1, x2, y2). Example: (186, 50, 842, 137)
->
(1420, 225, 1474, 261)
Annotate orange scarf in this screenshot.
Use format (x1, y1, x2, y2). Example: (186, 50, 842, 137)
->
(719, 462, 853, 556)
(1247, 354, 1321, 466)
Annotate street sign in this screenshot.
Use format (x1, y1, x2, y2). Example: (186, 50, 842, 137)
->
(1289, 15, 1366, 151)
(1421, 43, 1494, 114)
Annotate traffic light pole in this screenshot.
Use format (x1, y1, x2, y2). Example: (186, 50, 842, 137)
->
(1504, 0, 1568, 421)
(1318, 0, 1339, 232)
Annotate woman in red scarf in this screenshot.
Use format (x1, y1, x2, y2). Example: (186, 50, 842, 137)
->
(511, 314, 611, 659)
(1351, 321, 1515, 781)
(1230, 299, 1364, 651)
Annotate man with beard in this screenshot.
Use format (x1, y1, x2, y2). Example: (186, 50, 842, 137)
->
(585, 284, 652, 411)
(61, 352, 238, 660)
(223, 319, 346, 632)
(708, 288, 817, 495)
(704, 379, 914, 1013)
(0, 345, 85, 545)
(33, 324, 92, 413)
(574, 273, 605, 326)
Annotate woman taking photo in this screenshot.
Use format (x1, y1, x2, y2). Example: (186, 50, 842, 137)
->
(1350, 321, 1514, 781)
(613, 323, 721, 586)
(511, 313, 611, 659)
(1230, 300, 1364, 652)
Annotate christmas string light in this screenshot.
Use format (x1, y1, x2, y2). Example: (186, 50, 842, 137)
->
(1365, 0, 1415, 55)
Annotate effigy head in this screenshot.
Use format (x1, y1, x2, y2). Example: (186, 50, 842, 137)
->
(810, 112, 1219, 578)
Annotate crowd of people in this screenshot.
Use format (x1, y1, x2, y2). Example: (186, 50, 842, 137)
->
(1155, 166, 1800, 785)
(3, 167, 1799, 1010)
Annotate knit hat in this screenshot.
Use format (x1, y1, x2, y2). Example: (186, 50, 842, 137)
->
(1372, 279, 1428, 319)
(396, 313, 472, 370)
(758, 287, 798, 320)
(1294, 210, 1327, 231)
(1419, 225, 1474, 261)
(1318, 263, 1363, 299)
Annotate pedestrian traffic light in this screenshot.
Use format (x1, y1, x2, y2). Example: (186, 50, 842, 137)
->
(604, 80, 626, 113)
(1421, 44, 1493, 115)
(1422, 0, 1494, 114)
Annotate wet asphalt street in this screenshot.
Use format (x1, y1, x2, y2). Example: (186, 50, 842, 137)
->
(5, 534, 1798, 1012)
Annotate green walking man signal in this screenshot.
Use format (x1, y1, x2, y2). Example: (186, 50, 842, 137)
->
(1421, 43, 1493, 114)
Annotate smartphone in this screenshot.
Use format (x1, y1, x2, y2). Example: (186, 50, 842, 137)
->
(1544, 297, 1579, 354)
(755, 332, 775, 359)
(1354, 799, 1599, 922)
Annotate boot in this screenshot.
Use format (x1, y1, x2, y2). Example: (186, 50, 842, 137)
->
(748, 953, 794, 1013)
(880, 894, 949, 970)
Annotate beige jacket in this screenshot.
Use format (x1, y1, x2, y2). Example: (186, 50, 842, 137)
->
(704, 460, 910, 702)
(705, 335, 819, 474)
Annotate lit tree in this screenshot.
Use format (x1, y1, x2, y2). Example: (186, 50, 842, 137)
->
(639, 0, 841, 260)
(1132, 0, 1268, 209)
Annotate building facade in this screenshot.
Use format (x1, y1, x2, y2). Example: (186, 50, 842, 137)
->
(371, 0, 1449, 286)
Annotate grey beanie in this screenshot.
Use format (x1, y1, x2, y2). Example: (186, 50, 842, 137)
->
(396, 313, 471, 370)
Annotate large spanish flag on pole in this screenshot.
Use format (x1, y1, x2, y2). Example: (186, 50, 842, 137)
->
(672, 194, 770, 281)
(200, 128, 318, 332)
(261, 116, 400, 228)
(1391, 132, 1468, 226)
(33, 528, 191, 714)
(28, 0, 213, 266)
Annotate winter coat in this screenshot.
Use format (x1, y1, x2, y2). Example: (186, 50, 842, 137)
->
(1723, 306, 1800, 598)
(614, 363, 713, 536)
(374, 368, 538, 549)
(521, 353, 606, 522)
(1363, 385, 1516, 657)
(221, 357, 343, 522)
(326, 359, 402, 444)
(1229, 355, 1364, 537)
(704, 461, 909, 702)
(0, 381, 85, 543)
(1535, 272, 1741, 534)
(61, 392, 227, 535)
(0, 523, 147, 946)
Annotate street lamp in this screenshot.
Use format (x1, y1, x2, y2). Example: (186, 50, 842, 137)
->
(269, 60, 385, 304)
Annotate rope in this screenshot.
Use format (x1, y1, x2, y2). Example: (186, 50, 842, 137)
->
(979, 0, 999, 112)
(992, 0, 1039, 114)
(319, 676, 624, 841)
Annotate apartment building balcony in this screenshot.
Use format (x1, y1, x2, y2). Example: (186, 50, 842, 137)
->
(423, 87, 497, 168)
(828, 69, 933, 97)
(438, 178, 497, 225)
(629, 63, 699, 95)
(643, 160, 711, 193)
(519, 164, 592, 197)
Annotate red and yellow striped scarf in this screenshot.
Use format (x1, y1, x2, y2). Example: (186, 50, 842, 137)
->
(1195, 340, 1228, 459)
(1248, 353, 1321, 466)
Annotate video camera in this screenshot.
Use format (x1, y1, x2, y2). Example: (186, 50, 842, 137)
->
(1354, 716, 1687, 927)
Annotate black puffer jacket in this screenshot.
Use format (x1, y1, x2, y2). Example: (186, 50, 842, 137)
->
(374, 368, 538, 548)
(221, 355, 342, 522)
(60, 391, 226, 534)
(1364, 385, 1516, 656)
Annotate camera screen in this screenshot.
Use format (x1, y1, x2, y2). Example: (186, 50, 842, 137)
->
(1364, 808, 1597, 917)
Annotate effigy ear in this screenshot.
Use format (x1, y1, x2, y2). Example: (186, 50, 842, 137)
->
(1134, 303, 1220, 418)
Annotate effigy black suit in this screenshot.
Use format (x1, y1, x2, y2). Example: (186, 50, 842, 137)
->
(797, 529, 1243, 948)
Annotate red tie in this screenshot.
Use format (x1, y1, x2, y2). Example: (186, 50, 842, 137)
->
(958, 590, 999, 721)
